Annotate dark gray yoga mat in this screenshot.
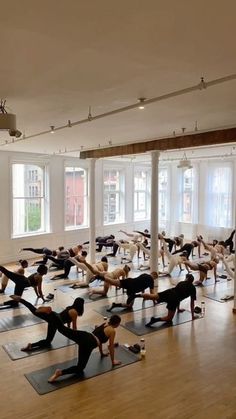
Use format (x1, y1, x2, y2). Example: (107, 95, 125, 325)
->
(0, 313, 44, 332)
(194, 277, 229, 287)
(25, 345, 141, 394)
(122, 310, 201, 336)
(2, 326, 92, 360)
(94, 299, 156, 317)
(205, 288, 234, 303)
(2, 333, 74, 360)
(0, 292, 57, 311)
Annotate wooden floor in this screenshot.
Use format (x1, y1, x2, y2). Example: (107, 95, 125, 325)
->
(0, 256, 235, 419)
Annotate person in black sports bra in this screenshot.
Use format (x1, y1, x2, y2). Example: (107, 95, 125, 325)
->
(10, 296, 84, 351)
(0, 264, 48, 307)
(47, 313, 121, 382)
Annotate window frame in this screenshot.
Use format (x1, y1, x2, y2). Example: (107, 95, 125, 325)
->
(64, 165, 88, 230)
(205, 162, 233, 228)
(133, 166, 151, 221)
(103, 166, 125, 225)
(11, 159, 49, 238)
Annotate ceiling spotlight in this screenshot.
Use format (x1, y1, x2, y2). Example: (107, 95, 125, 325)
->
(199, 77, 206, 90)
(50, 125, 55, 134)
(177, 152, 193, 170)
(88, 106, 92, 121)
(182, 127, 186, 134)
(194, 121, 198, 131)
(108, 140, 112, 145)
(138, 98, 146, 109)
(68, 120, 72, 128)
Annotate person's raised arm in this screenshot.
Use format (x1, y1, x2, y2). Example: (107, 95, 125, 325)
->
(120, 230, 134, 238)
(134, 230, 151, 238)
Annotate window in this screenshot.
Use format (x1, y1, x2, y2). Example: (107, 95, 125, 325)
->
(180, 168, 194, 223)
(134, 169, 150, 221)
(206, 164, 232, 227)
(65, 167, 88, 229)
(159, 168, 168, 225)
(12, 163, 48, 236)
(104, 169, 124, 224)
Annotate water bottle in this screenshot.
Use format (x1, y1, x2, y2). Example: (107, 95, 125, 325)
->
(201, 301, 205, 317)
(140, 338, 146, 357)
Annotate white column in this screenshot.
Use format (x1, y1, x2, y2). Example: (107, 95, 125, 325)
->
(150, 151, 160, 273)
(89, 158, 96, 263)
(234, 228, 236, 313)
(233, 160, 236, 314)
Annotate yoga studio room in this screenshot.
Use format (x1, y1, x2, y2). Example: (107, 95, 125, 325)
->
(0, 1, 235, 419)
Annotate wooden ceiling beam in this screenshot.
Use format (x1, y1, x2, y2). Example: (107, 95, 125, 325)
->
(80, 127, 236, 159)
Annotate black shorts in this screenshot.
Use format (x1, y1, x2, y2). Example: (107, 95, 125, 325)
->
(158, 289, 179, 311)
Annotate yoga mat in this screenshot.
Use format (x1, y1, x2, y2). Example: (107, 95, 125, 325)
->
(194, 277, 229, 287)
(205, 288, 234, 303)
(122, 310, 201, 336)
(57, 284, 124, 300)
(0, 314, 44, 332)
(0, 293, 58, 311)
(2, 326, 92, 360)
(48, 271, 80, 281)
(94, 299, 156, 317)
(25, 345, 141, 394)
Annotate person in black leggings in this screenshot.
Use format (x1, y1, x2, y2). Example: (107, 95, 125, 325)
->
(10, 296, 84, 351)
(0, 264, 48, 307)
(21, 245, 82, 265)
(172, 241, 200, 259)
(143, 273, 197, 325)
(47, 313, 121, 382)
(224, 230, 235, 253)
(52, 250, 88, 279)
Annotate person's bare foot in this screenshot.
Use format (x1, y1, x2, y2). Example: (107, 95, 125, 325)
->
(48, 369, 62, 383)
(21, 343, 32, 352)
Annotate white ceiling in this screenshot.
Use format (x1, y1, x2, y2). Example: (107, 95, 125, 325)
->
(1, 0, 236, 157)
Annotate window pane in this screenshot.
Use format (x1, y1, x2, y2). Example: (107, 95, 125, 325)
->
(12, 164, 46, 236)
(104, 170, 123, 224)
(134, 169, 150, 221)
(181, 168, 194, 223)
(159, 168, 168, 223)
(65, 167, 87, 228)
(206, 166, 232, 227)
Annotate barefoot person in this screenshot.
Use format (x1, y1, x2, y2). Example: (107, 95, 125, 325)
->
(143, 273, 197, 325)
(84, 263, 131, 297)
(10, 295, 84, 351)
(0, 259, 28, 293)
(184, 258, 218, 285)
(81, 258, 157, 309)
(0, 264, 48, 307)
(68, 256, 109, 287)
(48, 313, 121, 382)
